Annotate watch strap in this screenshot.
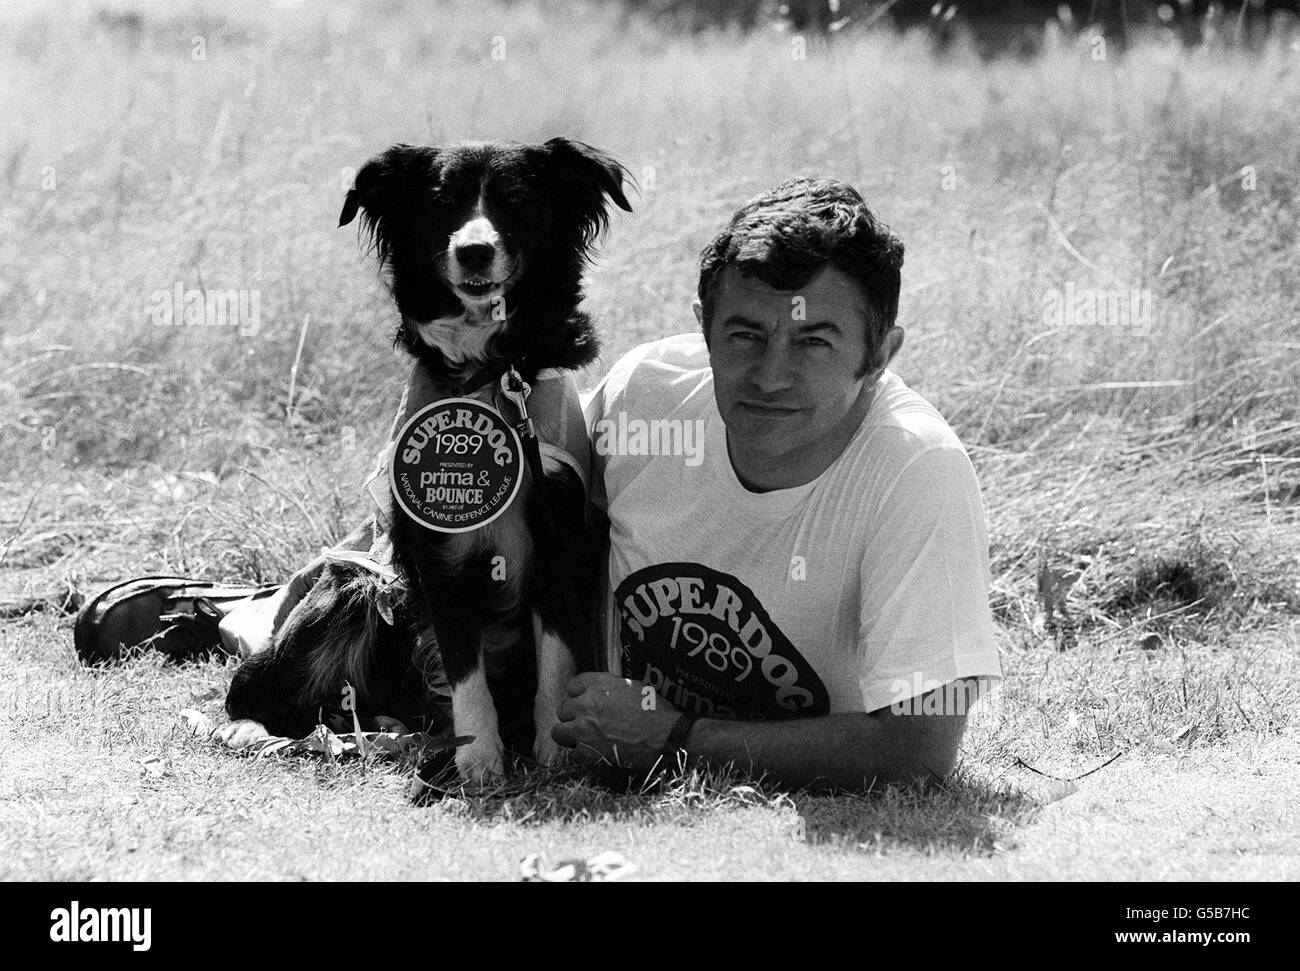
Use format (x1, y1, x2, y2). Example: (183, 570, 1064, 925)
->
(660, 711, 698, 767)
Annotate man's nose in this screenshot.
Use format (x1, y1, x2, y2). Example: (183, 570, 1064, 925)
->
(751, 342, 796, 393)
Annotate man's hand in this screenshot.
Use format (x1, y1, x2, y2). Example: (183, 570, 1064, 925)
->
(551, 673, 680, 772)
(552, 677, 980, 791)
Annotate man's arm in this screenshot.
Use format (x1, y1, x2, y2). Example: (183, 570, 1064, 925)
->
(552, 673, 977, 791)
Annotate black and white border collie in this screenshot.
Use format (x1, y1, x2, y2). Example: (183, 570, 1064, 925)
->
(225, 137, 632, 783)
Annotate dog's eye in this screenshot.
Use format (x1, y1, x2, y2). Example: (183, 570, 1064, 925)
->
(497, 184, 532, 206)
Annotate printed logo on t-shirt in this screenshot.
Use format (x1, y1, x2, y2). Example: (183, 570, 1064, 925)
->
(615, 563, 830, 720)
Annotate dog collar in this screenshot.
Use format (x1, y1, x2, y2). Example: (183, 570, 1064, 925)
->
(459, 358, 518, 396)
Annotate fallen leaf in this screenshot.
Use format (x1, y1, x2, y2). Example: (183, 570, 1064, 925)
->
(239, 724, 442, 761)
(138, 755, 171, 779)
(520, 851, 636, 882)
(289, 724, 345, 759)
(365, 732, 415, 755)
(251, 737, 297, 759)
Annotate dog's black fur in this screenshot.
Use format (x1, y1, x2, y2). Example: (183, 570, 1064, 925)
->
(225, 138, 632, 777)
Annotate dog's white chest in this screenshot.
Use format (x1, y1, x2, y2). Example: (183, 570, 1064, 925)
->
(414, 310, 505, 368)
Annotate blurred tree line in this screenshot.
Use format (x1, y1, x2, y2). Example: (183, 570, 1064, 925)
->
(613, 0, 1299, 52)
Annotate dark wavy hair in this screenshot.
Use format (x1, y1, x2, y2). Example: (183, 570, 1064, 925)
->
(697, 177, 904, 375)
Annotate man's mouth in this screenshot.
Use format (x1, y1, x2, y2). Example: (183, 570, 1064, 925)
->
(740, 401, 805, 416)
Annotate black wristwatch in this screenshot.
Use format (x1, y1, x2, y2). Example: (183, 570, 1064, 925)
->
(660, 711, 698, 767)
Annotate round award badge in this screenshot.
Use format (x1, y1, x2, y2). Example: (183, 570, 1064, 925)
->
(389, 397, 524, 533)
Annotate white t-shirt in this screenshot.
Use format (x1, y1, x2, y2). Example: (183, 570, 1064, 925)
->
(583, 333, 1002, 718)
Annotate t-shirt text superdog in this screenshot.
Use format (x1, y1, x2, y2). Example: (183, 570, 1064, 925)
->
(617, 563, 829, 720)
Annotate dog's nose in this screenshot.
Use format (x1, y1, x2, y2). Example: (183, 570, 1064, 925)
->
(455, 242, 496, 273)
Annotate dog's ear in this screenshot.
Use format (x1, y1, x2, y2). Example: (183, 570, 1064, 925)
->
(338, 186, 364, 227)
(339, 144, 436, 255)
(339, 156, 385, 228)
(543, 137, 634, 244)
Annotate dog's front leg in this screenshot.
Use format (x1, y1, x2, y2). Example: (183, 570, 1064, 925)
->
(531, 611, 576, 767)
(448, 659, 505, 782)
(433, 612, 505, 783)
(401, 533, 507, 784)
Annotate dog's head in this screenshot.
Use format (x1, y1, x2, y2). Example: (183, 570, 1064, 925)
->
(340, 137, 632, 358)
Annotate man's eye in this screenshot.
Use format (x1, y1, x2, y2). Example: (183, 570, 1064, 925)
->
(798, 336, 831, 347)
(729, 331, 762, 342)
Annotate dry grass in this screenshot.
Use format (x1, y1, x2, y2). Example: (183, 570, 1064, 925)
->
(0, 0, 1297, 879)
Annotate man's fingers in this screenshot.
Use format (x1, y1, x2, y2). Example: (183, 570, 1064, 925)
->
(550, 720, 577, 749)
(565, 672, 595, 696)
(555, 697, 577, 722)
(550, 728, 601, 763)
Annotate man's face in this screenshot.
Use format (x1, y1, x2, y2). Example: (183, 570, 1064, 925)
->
(702, 264, 891, 485)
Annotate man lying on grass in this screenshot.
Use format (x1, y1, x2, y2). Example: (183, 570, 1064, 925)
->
(552, 177, 1003, 791)
(220, 178, 1002, 794)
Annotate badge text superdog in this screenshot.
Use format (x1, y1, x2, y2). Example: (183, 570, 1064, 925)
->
(389, 397, 524, 533)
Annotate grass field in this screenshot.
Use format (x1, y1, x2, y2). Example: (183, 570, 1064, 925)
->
(1, 0, 1297, 880)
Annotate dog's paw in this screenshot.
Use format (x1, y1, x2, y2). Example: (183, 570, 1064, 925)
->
(455, 732, 505, 784)
(218, 719, 271, 749)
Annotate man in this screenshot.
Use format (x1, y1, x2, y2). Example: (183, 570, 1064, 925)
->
(550, 178, 1002, 791)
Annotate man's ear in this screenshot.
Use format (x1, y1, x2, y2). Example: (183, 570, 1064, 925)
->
(543, 137, 634, 246)
(881, 326, 904, 366)
(861, 326, 904, 381)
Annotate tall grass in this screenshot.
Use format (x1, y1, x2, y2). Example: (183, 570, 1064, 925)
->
(1, 0, 1296, 627)
(3, 0, 1296, 459)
